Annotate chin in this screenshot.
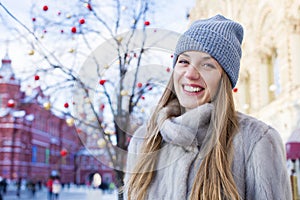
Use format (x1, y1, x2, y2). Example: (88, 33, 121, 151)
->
(182, 104, 198, 111)
(179, 98, 208, 110)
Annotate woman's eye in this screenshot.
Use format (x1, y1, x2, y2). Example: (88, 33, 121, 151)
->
(202, 63, 215, 69)
(178, 59, 189, 64)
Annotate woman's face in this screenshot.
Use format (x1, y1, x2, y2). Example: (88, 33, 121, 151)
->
(173, 51, 223, 110)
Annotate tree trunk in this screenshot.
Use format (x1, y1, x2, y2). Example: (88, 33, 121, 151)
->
(114, 116, 128, 200)
(115, 170, 125, 200)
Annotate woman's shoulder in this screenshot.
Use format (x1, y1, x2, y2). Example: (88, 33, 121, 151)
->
(127, 125, 147, 154)
(235, 112, 283, 154)
(130, 125, 147, 143)
(125, 125, 148, 175)
(235, 113, 291, 200)
(237, 111, 278, 136)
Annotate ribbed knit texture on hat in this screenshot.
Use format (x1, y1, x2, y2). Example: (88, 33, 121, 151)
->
(173, 14, 244, 88)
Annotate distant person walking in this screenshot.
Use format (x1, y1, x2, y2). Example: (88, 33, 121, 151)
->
(27, 180, 36, 197)
(0, 178, 7, 195)
(52, 177, 61, 200)
(0, 176, 3, 200)
(46, 176, 53, 200)
(16, 177, 22, 198)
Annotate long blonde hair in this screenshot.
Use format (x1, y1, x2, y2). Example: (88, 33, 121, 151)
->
(126, 73, 240, 200)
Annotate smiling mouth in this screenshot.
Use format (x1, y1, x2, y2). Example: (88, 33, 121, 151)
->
(183, 85, 204, 93)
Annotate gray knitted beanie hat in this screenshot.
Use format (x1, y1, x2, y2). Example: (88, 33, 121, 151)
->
(173, 14, 244, 88)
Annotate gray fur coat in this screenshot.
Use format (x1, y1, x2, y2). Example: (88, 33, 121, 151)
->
(124, 103, 292, 200)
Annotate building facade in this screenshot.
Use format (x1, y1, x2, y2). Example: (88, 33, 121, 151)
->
(0, 53, 114, 185)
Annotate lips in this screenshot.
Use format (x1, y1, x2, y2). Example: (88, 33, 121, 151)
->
(183, 84, 204, 93)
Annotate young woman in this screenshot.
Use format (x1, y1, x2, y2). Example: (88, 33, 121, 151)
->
(124, 14, 292, 200)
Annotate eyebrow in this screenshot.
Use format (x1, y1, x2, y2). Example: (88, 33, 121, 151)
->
(180, 53, 190, 58)
(180, 53, 212, 60)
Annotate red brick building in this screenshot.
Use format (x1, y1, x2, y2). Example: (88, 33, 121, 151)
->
(0, 53, 114, 185)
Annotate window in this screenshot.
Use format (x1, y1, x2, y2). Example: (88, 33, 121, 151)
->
(45, 148, 50, 164)
(243, 75, 251, 112)
(32, 145, 37, 163)
(266, 50, 280, 102)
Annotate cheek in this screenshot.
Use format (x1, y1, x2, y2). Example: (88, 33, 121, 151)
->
(173, 71, 181, 87)
(205, 75, 221, 96)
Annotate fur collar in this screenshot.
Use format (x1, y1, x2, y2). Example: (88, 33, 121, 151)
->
(158, 101, 214, 148)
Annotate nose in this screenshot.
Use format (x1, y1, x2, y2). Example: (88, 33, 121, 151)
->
(184, 65, 200, 80)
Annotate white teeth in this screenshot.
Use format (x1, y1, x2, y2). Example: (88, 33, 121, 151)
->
(184, 85, 202, 92)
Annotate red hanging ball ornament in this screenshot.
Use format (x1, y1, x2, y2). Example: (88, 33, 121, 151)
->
(76, 128, 82, 134)
(43, 5, 48, 11)
(144, 21, 150, 26)
(79, 18, 85, 25)
(7, 99, 15, 108)
(60, 149, 68, 157)
(137, 82, 143, 88)
(99, 79, 106, 85)
(64, 102, 69, 108)
(71, 26, 77, 33)
(170, 54, 174, 58)
(141, 96, 145, 100)
(34, 75, 40, 81)
(32, 17, 36, 22)
(57, 11, 61, 16)
(166, 67, 171, 72)
(233, 88, 238, 93)
(61, 29, 64, 34)
(86, 3, 92, 11)
(100, 104, 105, 110)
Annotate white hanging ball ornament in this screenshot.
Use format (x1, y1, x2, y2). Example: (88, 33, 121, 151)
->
(97, 138, 106, 148)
